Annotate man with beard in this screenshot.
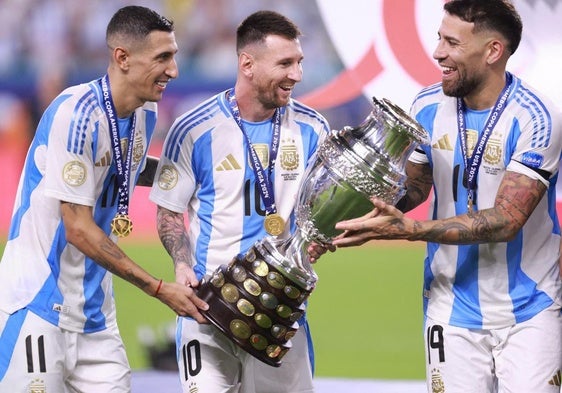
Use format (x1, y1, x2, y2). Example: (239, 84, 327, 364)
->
(150, 10, 329, 393)
(333, 1, 562, 392)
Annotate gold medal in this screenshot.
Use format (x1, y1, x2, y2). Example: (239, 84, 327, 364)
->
(264, 213, 285, 236)
(111, 214, 133, 237)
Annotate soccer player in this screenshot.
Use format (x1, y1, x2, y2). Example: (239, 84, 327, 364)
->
(150, 10, 330, 393)
(0, 6, 205, 392)
(333, 1, 562, 392)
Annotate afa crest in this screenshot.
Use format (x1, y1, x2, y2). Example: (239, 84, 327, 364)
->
(280, 139, 299, 171)
(483, 138, 502, 165)
(431, 368, 445, 393)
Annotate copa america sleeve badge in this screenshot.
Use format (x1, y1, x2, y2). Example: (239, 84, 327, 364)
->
(264, 213, 285, 236)
(111, 214, 133, 237)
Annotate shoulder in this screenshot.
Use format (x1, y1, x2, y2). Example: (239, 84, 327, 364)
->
(161, 92, 231, 160)
(170, 92, 230, 136)
(51, 81, 102, 114)
(409, 82, 456, 131)
(285, 99, 330, 131)
(39, 81, 104, 132)
(411, 82, 445, 113)
(510, 75, 562, 121)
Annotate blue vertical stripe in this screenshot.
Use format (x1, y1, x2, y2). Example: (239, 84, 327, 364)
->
(0, 309, 28, 380)
(449, 245, 482, 327)
(193, 131, 215, 280)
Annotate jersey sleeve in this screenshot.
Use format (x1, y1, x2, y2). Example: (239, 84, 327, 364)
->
(507, 100, 562, 186)
(150, 116, 197, 213)
(43, 91, 99, 207)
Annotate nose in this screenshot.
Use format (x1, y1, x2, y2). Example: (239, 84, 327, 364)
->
(433, 40, 446, 61)
(167, 58, 179, 79)
(289, 63, 303, 82)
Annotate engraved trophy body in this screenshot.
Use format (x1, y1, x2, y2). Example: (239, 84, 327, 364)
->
(197, 97, 429, 366)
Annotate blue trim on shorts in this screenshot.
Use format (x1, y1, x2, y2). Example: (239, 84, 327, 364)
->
(175, 316, 183, 364)
(0, 309, 28, 380)
(301, 319, 315, 376)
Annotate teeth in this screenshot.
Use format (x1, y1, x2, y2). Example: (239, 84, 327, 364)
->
(156, 81, 168, 87)
(441, 66, 454, 72)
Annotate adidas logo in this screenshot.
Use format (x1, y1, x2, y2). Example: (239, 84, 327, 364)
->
(216, 154, 241, 171)
(432, 134, 453, 151)
(95, 151, 111, 167)
(549, 370, 561, 387)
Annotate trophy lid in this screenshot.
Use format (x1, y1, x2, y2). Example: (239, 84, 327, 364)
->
(372, 96, 430, 145)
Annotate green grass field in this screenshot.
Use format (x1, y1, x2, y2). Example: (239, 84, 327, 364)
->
(116, 239, 427, 380)
(0, 238, 426, 380)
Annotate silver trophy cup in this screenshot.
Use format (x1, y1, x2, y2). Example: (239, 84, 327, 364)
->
(197, 96, 429, 366)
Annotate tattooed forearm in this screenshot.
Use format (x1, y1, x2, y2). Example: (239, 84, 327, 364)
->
(92, 237, 151, 290)
(99, 236, 126, 260)
(157, 206, 193, 268)
(495, 171, 545, 228)
(401, 162, 433, 212)
(408, 171, 546, 244)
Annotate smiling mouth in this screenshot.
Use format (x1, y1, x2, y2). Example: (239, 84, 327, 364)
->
(156, 80, 169, 88)
(441, 66, 456, 76)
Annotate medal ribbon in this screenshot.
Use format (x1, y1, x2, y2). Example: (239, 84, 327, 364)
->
(457, 73, 513, 211)
(99, 75, 137, 216)
(227, 89, 281, 215)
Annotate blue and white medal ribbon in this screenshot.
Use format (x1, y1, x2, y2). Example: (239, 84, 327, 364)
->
(457, 73, 513, 213)
(100, 74, 137, 237)
(227, 89, 285, 236)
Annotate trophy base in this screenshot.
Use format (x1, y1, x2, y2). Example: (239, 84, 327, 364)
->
(197, 244, 312, 367)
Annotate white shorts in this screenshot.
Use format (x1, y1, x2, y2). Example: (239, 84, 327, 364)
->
(176, 317, 314, 393)
(0, 308, 130, 393)
(424, 304, 562, 393)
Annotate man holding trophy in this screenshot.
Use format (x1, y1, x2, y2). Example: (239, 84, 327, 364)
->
(150, 10, 331, 393)
(334, 1, 562, 392)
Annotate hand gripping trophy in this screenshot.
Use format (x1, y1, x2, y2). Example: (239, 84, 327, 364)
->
(197, 96, 430, 366)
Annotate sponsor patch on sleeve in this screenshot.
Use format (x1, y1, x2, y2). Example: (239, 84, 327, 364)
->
(521, 151, 543, 169)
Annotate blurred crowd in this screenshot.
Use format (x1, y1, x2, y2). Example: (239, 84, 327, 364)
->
(0, 0, 358, 154)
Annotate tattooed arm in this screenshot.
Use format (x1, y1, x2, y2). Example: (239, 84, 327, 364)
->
(333, 171, 546, 246)
(395, 161, 434, 213)
(156, 206, 200, 288)
(60, 201, 208, 320)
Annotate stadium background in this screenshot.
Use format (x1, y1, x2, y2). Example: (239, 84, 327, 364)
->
(0, 0, 561, 391)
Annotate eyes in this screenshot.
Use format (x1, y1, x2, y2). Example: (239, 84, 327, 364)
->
(279, 59, 303, 68)
(437, 33, 460, 49)
(156, 52, 175, 62)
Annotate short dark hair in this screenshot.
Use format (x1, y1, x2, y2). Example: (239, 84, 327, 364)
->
(444, 0, 522, 54)
(236, 10, 301, 54)
(106, 5, 174, 46)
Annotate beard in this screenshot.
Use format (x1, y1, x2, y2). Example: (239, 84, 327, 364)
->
(442, 71, 479, 98)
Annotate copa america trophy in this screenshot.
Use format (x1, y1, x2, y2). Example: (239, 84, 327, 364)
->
(197, 96, 430, 366)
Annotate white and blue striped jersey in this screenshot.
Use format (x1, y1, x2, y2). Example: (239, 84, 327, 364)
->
(409, 72, 562, 329)
(0, 78, 157, 333)
(150, 90, 329, 280)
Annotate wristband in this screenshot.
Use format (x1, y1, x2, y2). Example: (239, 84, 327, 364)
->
(154, 279, 163, 297)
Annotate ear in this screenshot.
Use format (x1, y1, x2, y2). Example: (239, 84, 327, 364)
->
(239, 51, 254, 78)
(113, 47, 130, 71)
(486, 39, 505, 65)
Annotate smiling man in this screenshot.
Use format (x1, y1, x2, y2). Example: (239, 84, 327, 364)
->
(333, 1, 562, 392)
(0, 6, 206, 393)
(150, 10, 330, 393)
